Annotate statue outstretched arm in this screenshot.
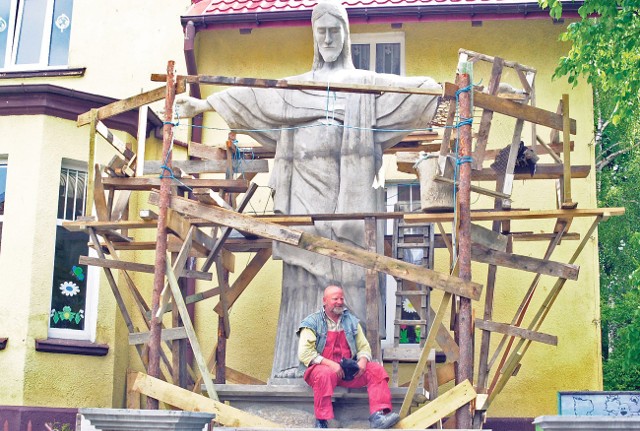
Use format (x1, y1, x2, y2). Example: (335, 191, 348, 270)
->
(173, 96, 215, 118)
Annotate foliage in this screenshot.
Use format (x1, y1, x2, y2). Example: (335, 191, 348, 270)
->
(539, 0, 640, 389)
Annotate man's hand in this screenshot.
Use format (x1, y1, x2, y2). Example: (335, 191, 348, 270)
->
(355, 357, 368, 378)
(322, 358, 344, 379)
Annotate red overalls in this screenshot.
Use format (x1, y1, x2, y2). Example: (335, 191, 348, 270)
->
(303, 329, 392, 420)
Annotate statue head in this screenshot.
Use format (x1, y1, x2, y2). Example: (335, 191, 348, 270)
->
(311, 0, 355, 71)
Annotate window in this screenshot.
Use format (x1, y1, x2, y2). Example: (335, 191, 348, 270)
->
(0, 160, 6, 253)
(383, 183, 427, 347)
(351, 32, 405, 75)
(0, 0, 74, 70)
(48, 162, 99, 341)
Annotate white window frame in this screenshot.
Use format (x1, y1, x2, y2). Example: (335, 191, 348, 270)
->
(350, 32, 406, 76)
(1, 0, 71, 71)
(382, 182, 422, 348)
(0, 156, 7, 253)
(48, 159, 99, 342)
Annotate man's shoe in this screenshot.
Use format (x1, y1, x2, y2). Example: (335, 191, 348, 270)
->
(369, 410, 400, 429)
(315, 419, 329, 428)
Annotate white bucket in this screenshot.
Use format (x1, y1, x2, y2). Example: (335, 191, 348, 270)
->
(415, 152, 455, 213)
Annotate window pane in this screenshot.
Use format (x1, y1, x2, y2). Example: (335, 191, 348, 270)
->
(58, 167, 85, 221)
(15, 0, 47, 65)
(0, 0, 12, 68)
(376, 42, 400, 75)
(50, 226, 88, 330)
(48, 0, 72, 66)
(351, 43, 371, 71)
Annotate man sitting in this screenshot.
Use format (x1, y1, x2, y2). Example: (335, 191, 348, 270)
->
(297, 285, 401, 429)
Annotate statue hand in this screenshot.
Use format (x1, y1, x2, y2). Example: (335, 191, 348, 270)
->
(160, 96, 211, 119)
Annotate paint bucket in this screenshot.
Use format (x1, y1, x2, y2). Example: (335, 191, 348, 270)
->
(415, 152, 455, 213)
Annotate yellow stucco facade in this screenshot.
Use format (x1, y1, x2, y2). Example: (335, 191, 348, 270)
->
(0, 0, 601, 423)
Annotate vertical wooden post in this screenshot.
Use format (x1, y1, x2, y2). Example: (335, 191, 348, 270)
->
(455, 62, 474, 429)
(147, 60, 176, 409)
(86, 109, 98, 216)
(562, 94, 572, 205)
(364, 216, 381, 361)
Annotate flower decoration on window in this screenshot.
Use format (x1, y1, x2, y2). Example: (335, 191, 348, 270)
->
(50, 306, 84, 325)
(59, 281, 80, 297)
(402, 298, 418, 314)
(55, 14, 70, 32)
(0, 17, 7, 33)
(71, 265, 85, 281)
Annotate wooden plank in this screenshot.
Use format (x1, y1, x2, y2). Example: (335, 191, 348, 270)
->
(126, 369, 141, 410)
(157, 226, 195, 318)
(213, 248, 272, 315)
(470, 223, 508, 252)
(155, 193, 482, 299)
(364, 216, 381, 361)
(128, 327, 188, 345)
(400, 292, 452, 418)
(396, 380, 477, 429)
(471, 243, 580, 280)
(101, 177, 249, 193)
(93, 166, 110, 221)
(144, 159, 269, 175)
(475, 319, 557, 346)
(189, 142, 227, 160)
(426, 349, 439, 400)
(225, 367, 266, 385)
(110, 190, 132, 222)
(444, 82, 576, 134)
(165, 255, 219, 401)
(130, 371, 279, 427)
(404, 207, 624, 223)
(562, 93, 573, 204)
(96, 120, 136, 160)
(473, 56, 504, 169)
(152, 73, 443, 97)
(77, 81, 186, 126)
(432, 176, 511, 200)
(79, 255, 213, 281)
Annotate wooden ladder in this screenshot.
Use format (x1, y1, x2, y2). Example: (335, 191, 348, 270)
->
(389, 218, 435, 387)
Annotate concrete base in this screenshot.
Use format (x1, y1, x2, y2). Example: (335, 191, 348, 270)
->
(77, 408, 214, 430)
(533, 415, 640, 430)
(213, 381, 426, 429)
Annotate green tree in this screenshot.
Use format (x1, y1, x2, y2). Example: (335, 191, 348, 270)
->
(539, 0, 640, 389)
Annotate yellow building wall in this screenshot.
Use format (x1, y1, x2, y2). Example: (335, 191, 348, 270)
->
(186, 17, 601, 419)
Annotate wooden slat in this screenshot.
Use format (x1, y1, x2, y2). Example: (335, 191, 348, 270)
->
(101, 177, 249, 193)
(404, 207, 624, 224)
(444, 82, 576, 134)
(144, 159, 269, 175)
(213, 248, 272, 315)
(396, 380, 477, 429)
(130, 371, 279, 427)
(475, 319, 557, 346)
(165, 255, 219, 401)
(77, 81, 186, 126)
(154, 192, 482, 300)
(152, 73, 443, 97)
(473, 56, 504, 169)
(96, 120, 136, 161)
(93, 167, 110, 221)
(400, 292, 452, 417)
(471, 243, 580, 280)
(128, 327, 188, 345)
(79, 255, 212, 281)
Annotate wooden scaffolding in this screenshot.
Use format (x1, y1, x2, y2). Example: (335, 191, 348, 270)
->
(66, 54, 624, 429)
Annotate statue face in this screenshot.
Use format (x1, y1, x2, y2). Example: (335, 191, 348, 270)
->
(313, 14, 345, 63)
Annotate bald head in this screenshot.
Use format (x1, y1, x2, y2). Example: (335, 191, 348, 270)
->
(323, 285, 345, 320)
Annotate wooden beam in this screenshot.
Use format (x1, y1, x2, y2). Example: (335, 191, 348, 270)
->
(396, 380, 477, 429)
(79, 256, 213, 281)
(101, 177, 249, 193)
(129, 327, 188, 345)
(471, 243, 580, 280)
(96, 120, 136, 161)
(152, 192, 482, 300)
(152, 73, 443, 97)
(444, 82, 576, 134)
(475, 319, 557, 346)
(130, 371, 279, 427)
(77, 81, 186, 127)
(165, 255, 219, 401)
(400, 292, 452, 418)
(144, 159, 269, 175)
(405, 207, 624, 224)
(213, 248, 272, 315)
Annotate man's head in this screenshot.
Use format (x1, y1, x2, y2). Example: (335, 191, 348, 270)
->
(311, 0, 354, 71)
(323, 284, 345, 319)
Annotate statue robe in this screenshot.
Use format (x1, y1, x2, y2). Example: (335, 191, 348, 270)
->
(209, 69, 441, 378)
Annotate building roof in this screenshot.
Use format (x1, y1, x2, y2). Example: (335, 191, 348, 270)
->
(183, 0, 583, 29)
